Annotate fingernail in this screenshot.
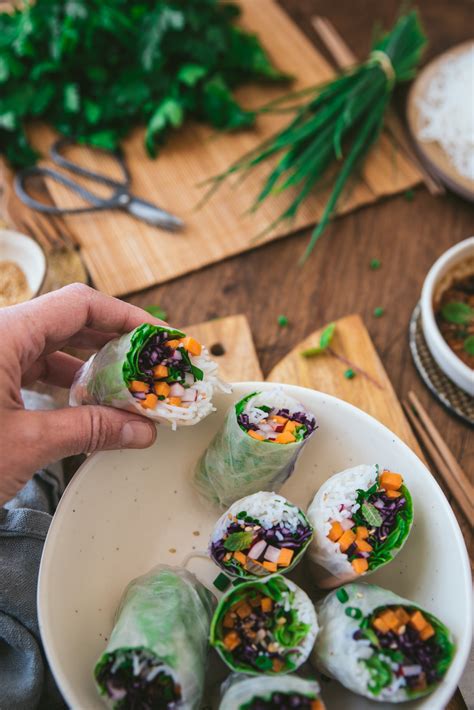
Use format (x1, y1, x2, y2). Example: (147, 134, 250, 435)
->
(121, 421, 156, 448)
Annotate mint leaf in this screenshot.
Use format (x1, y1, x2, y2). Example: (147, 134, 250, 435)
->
(223, 531, 253, 551)
(441, 301, 473, 325)
(361, 502, 383, 527)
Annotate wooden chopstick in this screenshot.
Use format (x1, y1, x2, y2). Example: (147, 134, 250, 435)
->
(402, 392, 473, 524)
(310, 16, 445, 196)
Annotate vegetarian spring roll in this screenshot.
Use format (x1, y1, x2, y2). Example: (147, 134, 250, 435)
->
(313, 583, 455, 702)
(194, 388, 317, 507)
(94, 565, 215, 709)
(210, 492, 313, 579)
(307, 465, 413, 587)
(210, 575, 318, 675)
(70, 323, 229, 429)
(219, 674, 325, 710)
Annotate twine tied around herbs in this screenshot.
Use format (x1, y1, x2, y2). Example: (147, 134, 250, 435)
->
(370, 50, 396, 86)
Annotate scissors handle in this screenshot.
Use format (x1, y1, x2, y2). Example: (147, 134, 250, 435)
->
(126, 196, 184, 230)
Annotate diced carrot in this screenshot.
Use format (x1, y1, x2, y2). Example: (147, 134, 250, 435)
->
(351, 557, 368, 574)
(420, 623, 435, 641)
(263, 561, 277, 572)
(129, 380, 149, 393)
(154, 382, 171, 398)
(272, 658, 284, 673)
(223, 631, 241, 651)
(339, 529, 356, 552)
(223, 612, 234, 628)
(410, 611, 427, 632)
(355, 538, 373, 553)
(248, 430, 265, 441)
(236, 602, 252, 619)
(165, 339, 180, 348)
(379, 609, 399, 631)
(275, 431, 296, 444)
(373, 616, 390, 634)
(233, 551, 247, 566)
(409, 610, 427, 632)
(180, 336, 202, 356)
(328, 521, 344, 542)
(269, 415, 288, 425)
(355, 526, 369, 539)
(283, 419, 298, 433)
(152, 364, 168, 379)
(168, 397, 182, 407)
(386, 490, 402, 498)
(311, 701, 325, 710)
(379, 471, 403, 491)
(395, 607, 410, 625)
(261, 597, 273, 613)
(277, 548, 294, 567)
(140, 394, 158, 409)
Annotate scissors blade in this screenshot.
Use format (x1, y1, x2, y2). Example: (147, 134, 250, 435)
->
(126, 196, 184, 231)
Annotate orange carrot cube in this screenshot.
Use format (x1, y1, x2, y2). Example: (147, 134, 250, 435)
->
(420, 623, 435, 641)
(275, 431, 296, 444)
(154, 382, 171, 398)
(386, 490, 402, 498)
(356, 538, 373, 553)
(130, 380, 149, 393)
(168, 397, 182, 407)
(223, 612, 234, 628)
(339, 529, 356, 552)
(311, 701, 325, 710)
(373, 616, 390, 634)
(180, 336, 202, 356)
(379, 609, 400, 631)
(223, 632, 241, 651)
(153, 364, 168, 379)
(283, 420, 298, 433)
(277, 548, 294, 567)
(261, 597, 273, 613)
(409, 610, 427, 632)
(141, 394, 158, 409)
(395, 607, 410, 625)
(262, 561, 277, 572)
(233, 551, 247, 566)
(351, 557, 368, 575)
(269, 415, 288, 425)
(272, 658, 284, 673)
(328, 521, 343, 542)
(248, 430, 265, 441)
(379, 471, 403, 491)
(236, 602, 252, 619)
(355, 526, 369, 539)
(165, 339, 180, 348)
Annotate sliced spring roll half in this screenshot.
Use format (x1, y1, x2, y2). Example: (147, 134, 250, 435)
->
(194, 388, 317, 507)
(210, 575, 318, 675)
(210, 492, 313, 579)
(307, 465, 413, 587)
(70, 323, 229, 429)
(94, 565, 215, 709)
(313, 583, 455, 702)
(219, 674, 325, 710)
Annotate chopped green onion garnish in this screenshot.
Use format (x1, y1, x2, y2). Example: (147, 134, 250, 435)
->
(369, 258, 381, 270)
(344, 368, 356, 379)
(404, 189, 415, 201)
(345, 606, 363, 619)
(336, 588, 349, 603)
(213, 573, 231, 592)
(374, 307, 384, 318)
(278, 314, 289, 327)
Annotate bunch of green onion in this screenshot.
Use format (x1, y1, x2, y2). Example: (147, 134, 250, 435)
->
(204, 11, 427, 261)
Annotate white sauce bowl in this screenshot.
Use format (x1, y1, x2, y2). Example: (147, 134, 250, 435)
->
(0, 229, 47, 303)
(420, 237, 474, 395)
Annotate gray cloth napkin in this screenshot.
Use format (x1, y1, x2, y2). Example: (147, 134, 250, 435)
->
(0, 465, 66, 710)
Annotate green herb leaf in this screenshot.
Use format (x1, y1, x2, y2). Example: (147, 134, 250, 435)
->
(223, 531, 254, 552)
(320, 322, 336, 349)
(441, 301, 474, 325)
(144, 305, 168, 321)
(361, 502, 383, 527)
(177, 63, 207, 87)
(464, 335, 474, 355)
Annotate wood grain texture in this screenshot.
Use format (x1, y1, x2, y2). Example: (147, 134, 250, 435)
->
(28, 0, 420, 296)
(186, 314, 262, 382)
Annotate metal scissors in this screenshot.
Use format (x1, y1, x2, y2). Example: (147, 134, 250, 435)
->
(14, 138, 183, 231)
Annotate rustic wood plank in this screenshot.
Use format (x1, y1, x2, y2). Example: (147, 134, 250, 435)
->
(26, 0, 420, 296)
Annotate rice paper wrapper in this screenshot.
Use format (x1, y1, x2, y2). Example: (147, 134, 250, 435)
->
(219, 673, 323, 709)
(94, 565, 215, 709)
(210, 575, 318, 675)
(209, 491, 313, 579)
(307, 464, 413, 587)
(194, 389, 316, 508)
(312, 583, 455, 703)
(70, 324, 227, 427)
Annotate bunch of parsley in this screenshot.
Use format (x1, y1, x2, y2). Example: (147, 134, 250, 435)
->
(0, 0, 288, 168)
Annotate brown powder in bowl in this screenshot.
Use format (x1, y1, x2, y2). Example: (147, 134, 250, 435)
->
(0, 260, 31, 307)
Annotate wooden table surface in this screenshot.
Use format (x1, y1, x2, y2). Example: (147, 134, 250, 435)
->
(129, 0, 473, 544)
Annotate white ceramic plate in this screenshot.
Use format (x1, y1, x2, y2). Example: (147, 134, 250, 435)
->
(38, 383, 471, 710)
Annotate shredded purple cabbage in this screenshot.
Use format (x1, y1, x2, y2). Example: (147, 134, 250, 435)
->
(245, 692, 319, 709)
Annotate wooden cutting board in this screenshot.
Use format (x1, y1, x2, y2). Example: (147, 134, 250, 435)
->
(29, 0, 422, 296)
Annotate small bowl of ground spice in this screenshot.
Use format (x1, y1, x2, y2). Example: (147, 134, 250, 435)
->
(421, 237, 474, 396)
(0, 229, 46, 308)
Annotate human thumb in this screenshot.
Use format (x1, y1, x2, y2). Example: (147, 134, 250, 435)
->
(0, 406, 156, 501)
